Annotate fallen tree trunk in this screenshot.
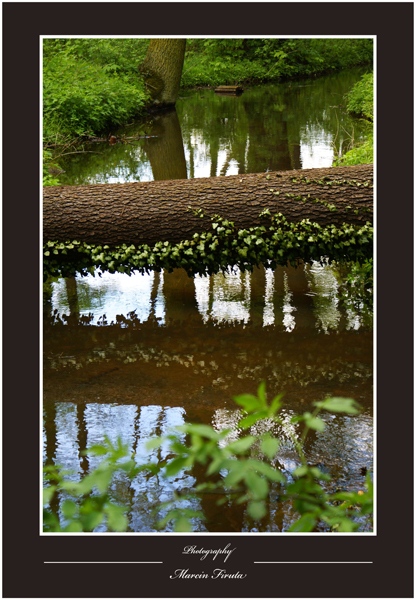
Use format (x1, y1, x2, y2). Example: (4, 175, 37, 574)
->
(43, 164, 373, 246)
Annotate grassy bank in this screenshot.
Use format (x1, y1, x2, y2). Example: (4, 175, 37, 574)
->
(334, 72, 373, 166)
(43, 38, 373, 178)
(43, 38, 150, 146)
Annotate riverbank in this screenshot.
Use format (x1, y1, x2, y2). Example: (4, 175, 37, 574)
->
(43, 38, 373, 181)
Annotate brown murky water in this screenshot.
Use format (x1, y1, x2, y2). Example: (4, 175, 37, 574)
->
(43, 263, 373, 532)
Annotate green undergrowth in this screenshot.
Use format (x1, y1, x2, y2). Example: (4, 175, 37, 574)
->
(182, 38, 373, 87)
(43, 38, 373, 148)
(345, 72, 373, 120)
(43, 38, 149, 145)
(334, 72, 373, 166)
(43, 211, 373, 281)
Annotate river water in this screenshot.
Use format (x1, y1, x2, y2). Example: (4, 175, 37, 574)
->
(43, 68, 373, 533)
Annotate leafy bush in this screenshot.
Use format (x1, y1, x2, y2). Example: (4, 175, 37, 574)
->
(43, 384, 373, 533)
(334, 72, 373, 165)
(43, 149, 61, 186)
(181, 56, 267, 87)
(334, 135, 373, 166)
(43, 39, 149, 144)
(44, 38, 149, 73)
(346, 72, 373, 120)
(183, 38, 373, 86)
(43, 38, 373, 145)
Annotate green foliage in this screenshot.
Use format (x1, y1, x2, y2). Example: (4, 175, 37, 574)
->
(335, 258, 373, 324)
(345, 72, 373, 120)
(43, 436, 145, 532)
(334, 72, 373, 166)
(183, 38, 373, 87)
(43, 211, 373, 281)
(155, 386, 372, 532)
(334, 135, 373, 166)
(42, 37, 373, 147)
(43, 149, 61, 186)
(43, 38, 149, 144)
(43, 386, 373, 533)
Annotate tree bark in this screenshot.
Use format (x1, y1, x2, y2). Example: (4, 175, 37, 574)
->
(43, 164, 373, 247)
(139, 39, 186, 107)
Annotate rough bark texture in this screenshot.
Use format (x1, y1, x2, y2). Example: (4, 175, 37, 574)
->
(43, 164, 373, 247)
(140, 39, 186, 106)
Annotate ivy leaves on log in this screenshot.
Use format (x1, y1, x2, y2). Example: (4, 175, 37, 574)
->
(44, 211, 373, 280)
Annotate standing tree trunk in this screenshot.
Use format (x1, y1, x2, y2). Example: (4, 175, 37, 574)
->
(139, 39, 186, 107)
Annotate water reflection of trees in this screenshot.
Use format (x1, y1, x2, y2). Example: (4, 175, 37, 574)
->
(44, 260, 373, 532)
(46, 262, 372, 331)
(44, 402, 205, 532)
(44, 262, 373, 461)
(58, 69, 368, 185)
(43, 400, 372, 532)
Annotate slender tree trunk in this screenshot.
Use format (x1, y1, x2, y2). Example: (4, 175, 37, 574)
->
(140, 39, 186, 107)
(43, 164, 373, 247)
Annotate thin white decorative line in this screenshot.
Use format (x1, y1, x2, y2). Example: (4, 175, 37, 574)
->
(44, 561, 163, 564)
(254, 561, 373, 564)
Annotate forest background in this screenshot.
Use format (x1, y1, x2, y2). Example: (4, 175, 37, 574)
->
(43, 36, 374, 185)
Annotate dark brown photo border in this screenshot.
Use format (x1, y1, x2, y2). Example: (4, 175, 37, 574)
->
(2, 2, 414, 598)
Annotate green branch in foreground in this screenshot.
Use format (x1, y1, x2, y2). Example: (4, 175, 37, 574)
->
(43, 384, 373, 533)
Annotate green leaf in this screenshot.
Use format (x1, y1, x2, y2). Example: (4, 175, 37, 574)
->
(43, 486, 56, 505)
(260, 435, 279, 459)
(238, 410, 269, 429)
(106, 503, 128, 532)
(257, 381, 267, 407)
(145, 436, 165, 451)
(61, 499, 78, 519)
(245, 470, 269, 500)
(288, 513, 317, 532)
(292, 465, 308, 478)
(249, 460, 285, 483)
(63, 520, 83, 532)
(314, 397, 361, 415)
(83, 467, 113, 493)
(174, 516, 193, 532)
(293, 465, 329, 480)
(80, 510, 104, 531)
(164, 456, 192, 477)
(181, 424, 222, 440)
(304, 414, 326, 432)
(86, 443, 110, 456)
(270, 393, 284, 415)
(223, 460, 248, 486)
(206, 457, 226, 476)
(247, 500, 267, 521)
(330, 517, 358, 532)
(233, 393, 262, 412)
(227, 436, 256, 455)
